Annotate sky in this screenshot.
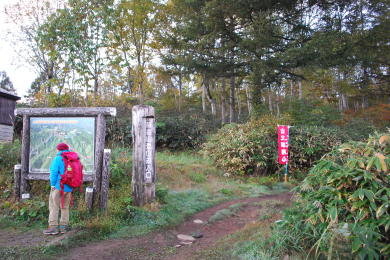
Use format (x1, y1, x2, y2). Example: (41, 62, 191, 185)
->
(0, 0, 36, 99)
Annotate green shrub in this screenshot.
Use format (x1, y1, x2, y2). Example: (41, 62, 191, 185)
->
(106, 117, 132, 146)
(288, 125, 349, 172)
(156, 185, 169, 204)
(110, 147, 132, 187)
(273, 132, 390, 259)
(1, 199, 48, 224)
(156, 114, 218, 150)
(281, 99, 342, 126)
(341, 118, 377, 141)
(0, 141, 21, 189)
(107, 111, 219, 150)
(202, 114, 348, 176)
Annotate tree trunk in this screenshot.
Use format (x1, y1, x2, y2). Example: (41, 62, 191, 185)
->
(298, 80, 302, 99)
(237, 87, 242, 121)
(127, 66, 132, 94)
(276, 93, 280, 117)
(268, 92, 273, 114)
(221, 78, 227, 124)
(290, 80, 294, 97)
(138, 76, 144, 105)
(202, 84, 207, 113)
(178, 73, 183, 112)
(204, 76, 216, 117)
(229, 76, 236, 123)
(94, 75, 99, 98)
(245, 84, 253, 115)
(339, 93, 348, 111)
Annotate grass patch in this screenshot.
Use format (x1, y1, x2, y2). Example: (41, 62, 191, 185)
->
(156, 151, 212, 166)
(111, 189, 222, 238)
(189, 172, 207, 183)
(208, 203, 244, 223)
(219, 188, 234, 196)
(0, 246, 57, 260)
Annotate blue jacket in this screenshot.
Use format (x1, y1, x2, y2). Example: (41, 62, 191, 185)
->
(50, 150, 73, 192)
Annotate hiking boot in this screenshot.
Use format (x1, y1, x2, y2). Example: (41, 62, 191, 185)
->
(59, 225, 70, 234)
(43, 226, 59, 235)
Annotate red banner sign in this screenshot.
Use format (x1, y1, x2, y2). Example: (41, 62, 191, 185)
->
(278, 125, 289, 165)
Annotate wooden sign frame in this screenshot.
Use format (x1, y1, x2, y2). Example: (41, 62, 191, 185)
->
(14, 107, 116, 210)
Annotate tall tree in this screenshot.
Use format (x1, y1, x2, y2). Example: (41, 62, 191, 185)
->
(39, 0, 113, 98)
(4, 0, 66, 95)
(0, 71, 16, 93)
(111, 0, 159, 104)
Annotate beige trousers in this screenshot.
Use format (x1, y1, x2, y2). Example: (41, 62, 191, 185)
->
(48, 189, 71, 227)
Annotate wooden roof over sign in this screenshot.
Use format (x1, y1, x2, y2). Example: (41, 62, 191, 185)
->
(0, 88, 21, 101)
(15, 107, 117, 117)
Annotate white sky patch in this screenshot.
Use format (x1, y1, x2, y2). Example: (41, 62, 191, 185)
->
(0, 0, 36, 99)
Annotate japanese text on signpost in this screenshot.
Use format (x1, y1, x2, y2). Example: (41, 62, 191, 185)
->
(278, 125, 289, 165)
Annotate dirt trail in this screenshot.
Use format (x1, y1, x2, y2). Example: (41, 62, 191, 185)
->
(62, 192, 292, 260)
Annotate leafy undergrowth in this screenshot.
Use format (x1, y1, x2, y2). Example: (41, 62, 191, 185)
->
(255, 132, 390, 259)
(202, 114, 350, 178)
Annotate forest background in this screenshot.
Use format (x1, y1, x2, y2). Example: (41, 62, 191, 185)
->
(0, 0, 388, 132)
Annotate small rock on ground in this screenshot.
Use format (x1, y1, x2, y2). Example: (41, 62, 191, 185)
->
(177, 234, 195, 241)
(193, 219, 204, 224)
(191, 231, 203, 239)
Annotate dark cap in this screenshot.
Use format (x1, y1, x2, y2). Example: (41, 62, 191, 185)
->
(56, 143, 69, 151)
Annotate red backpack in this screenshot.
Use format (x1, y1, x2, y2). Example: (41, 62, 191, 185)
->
(60, 151, 84, 207)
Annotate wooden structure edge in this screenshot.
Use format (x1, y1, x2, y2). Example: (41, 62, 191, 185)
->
(15, 107, 117, 117)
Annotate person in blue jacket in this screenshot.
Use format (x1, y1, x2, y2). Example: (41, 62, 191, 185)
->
(43, 143, 73, 235)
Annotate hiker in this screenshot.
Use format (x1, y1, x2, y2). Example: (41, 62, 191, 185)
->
(43, 143, 74, 235)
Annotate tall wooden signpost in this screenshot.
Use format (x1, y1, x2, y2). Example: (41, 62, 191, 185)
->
(14, 107, 116, 211)
(132, 105, 156, 206)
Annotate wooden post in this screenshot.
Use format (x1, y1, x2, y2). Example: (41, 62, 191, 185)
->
(100, 149, 111, 211)
(93, 113, 106, 207)
(20, 115, 30, 195)
(85, 187, 94, 211)
(132, 105, 156, 206)
(13, 164, 21, 199)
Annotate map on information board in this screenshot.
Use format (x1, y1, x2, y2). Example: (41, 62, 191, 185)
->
(29, 117, 95, 174)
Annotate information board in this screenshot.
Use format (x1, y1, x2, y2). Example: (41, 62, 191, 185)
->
(29, 117, 95, 174)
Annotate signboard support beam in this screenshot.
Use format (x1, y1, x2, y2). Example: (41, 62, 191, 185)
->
(93, 113, 106, 208)
(100, 149, 111, 211)
(131, 105, 156, 206)
(13, 164, 21, 199)
(20, 115, 30, 196)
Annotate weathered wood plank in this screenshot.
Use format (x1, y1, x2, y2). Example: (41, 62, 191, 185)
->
(25, 173, 93, 182)
(92, 113, 106, 207)
(13, 165, 21, 199)
(20, 115, 30, 194)
(100, 149, 111, 211)
(0, 97, 17, 125)
(132, 105, 156, 206)
(0, 124, 13, 142)
(85, 187, 94, 212)
(15, 107, 117, 117)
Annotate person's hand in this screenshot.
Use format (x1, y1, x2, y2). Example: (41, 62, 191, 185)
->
(51, 186, 56, 191)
